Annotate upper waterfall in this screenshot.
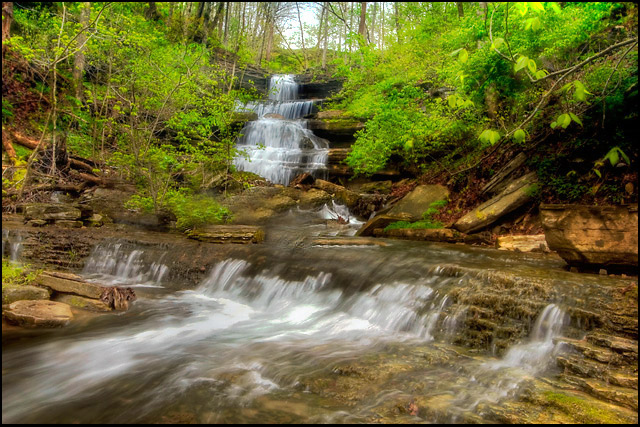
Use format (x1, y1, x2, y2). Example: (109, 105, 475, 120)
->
(234, 74, 329, 186)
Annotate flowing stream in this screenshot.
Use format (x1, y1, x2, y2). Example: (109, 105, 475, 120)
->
(3, 221, 597, 423)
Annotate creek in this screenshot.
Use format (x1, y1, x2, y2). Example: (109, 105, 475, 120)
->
(1, 75, 637, 424)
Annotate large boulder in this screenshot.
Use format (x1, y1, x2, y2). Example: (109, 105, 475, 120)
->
(312, 179, 362, 210)
(2, 300, 73, 328)
(387, 184, 450, 222)
(24, 203, 82, 221)
(540, 204, 638, 270)
(454, 172, 538, 234)
(36, 271, 105, 299)
(2, 285, 51, 305)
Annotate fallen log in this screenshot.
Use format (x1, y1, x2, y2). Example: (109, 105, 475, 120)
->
(9, 130, 99, 175)
(69, 170, 103, 185)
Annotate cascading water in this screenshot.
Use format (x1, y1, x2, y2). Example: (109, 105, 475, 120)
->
(234, 74, 329, 186)
(2, 229, 23, 262)
(4, 245, 596, 424)
(81, 241, 170, 287)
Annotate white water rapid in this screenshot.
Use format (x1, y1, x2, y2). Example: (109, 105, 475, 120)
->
(234, 74, 329, 186)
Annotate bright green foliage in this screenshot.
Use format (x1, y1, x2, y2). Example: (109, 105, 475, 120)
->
(330, 2, 636, 181)
(168, 193, 232, 231)
(1, 260, 41, 289)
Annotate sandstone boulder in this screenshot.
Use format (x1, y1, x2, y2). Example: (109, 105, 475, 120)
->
(36, 271, 105, 299)
(454, 172, 538, 234)
(187, 225, 265, 244)
(298, 188, 332, 208)
(496, 234, 549, 252)
(3, 300, 73, 327)
(387, 184, 450, 222)
(540, 204, 638, 270)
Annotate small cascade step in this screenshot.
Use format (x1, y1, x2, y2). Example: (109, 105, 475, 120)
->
(557, 355, 638, 389)
(586, 333, 638, 362)
(560, 375, 638, 411)
(554, 337, 629, 366)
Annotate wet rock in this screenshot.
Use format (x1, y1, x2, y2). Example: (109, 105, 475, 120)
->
(387, 184, 450, 222)
(264, 113, 286, 120)
(356, 213, 412, 237)
(375, 227, 465, 243)
(2, 285, 51, 305)
(298, 188, 332, 208)
(311, 237, 389, 247)
(454, 172, 538, 234)
(53, 294, 112, 311)
(312, 179, 362, 210)
(36, 271, 105, 299)
(187, 225, 265, 244)
(86, 213, 104, 227)
(496, 234, 549, 252)
(55, 220, 83, 228)
(2, 300, 73, 327)
(540, 204, 638, 271)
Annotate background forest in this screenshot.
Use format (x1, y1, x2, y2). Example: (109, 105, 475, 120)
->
(2, 2, 638, 229)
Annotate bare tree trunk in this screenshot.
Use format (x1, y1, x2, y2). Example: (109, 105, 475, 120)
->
(316, 2, 325, 52)
(296, 2, 308, 69)
(223, 1, 229, 45)
(394, 2, 401, 43)
(322, 2, 328, 69)
(358, 2, 367, 40)
(145, 1, 161, 21)
(2, 2, 13, 42)
(457, 2, 464, 18)
(370, 1, 377, 47)
(73, 2, 90, 100)
(380, 1, 384, 49)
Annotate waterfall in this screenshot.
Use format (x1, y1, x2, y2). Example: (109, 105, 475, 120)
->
(234, 74, 329, 186)
(81, 241, 169, 287)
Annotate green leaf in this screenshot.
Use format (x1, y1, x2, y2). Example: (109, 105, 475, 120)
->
(449, 48, 463, 57)
(514, 56, 529, 73)
(516, 2, 529, 16)
(535, 69, 548, 79)
(594, 169, 601, 178)
(458, 48, 469, 63)
(489, 130, 501, 145)
(550, 2, 562, 13)
(491, 37, 505, 50)
(568, 112, 583, 126)
(448, 94, 458, 108)
(606, 149, 619, 166)
(527, 59, 537, 74)
(559, 113, 571, 129)
(550, 121, 558, 129)
(531, 2, 545, 12)
(513, 129, 526, 144)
